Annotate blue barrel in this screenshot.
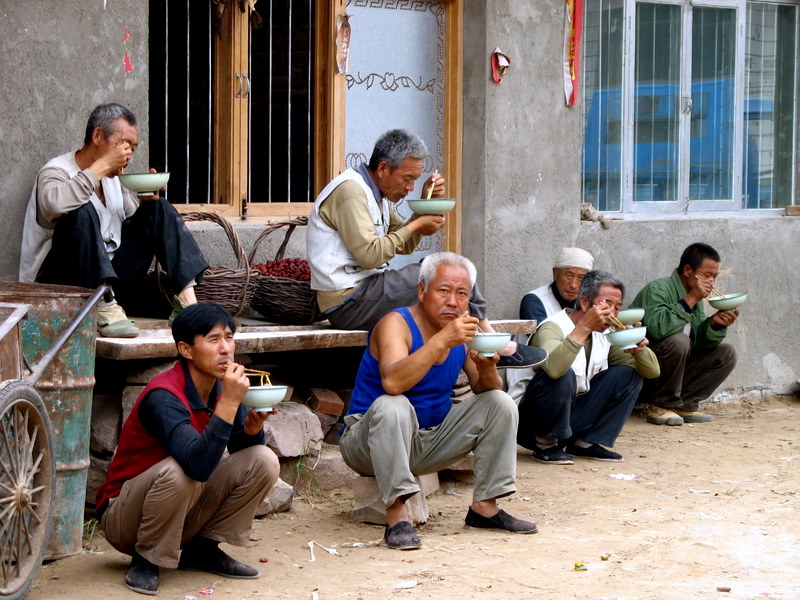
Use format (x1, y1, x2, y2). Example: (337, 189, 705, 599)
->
(0, 282, 97, 559)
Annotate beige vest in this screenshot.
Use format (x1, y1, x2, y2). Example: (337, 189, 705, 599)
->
(306, 168, 391, 293)
(545, 309, 611, 394)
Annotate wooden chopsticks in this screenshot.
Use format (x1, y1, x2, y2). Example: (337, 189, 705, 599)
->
(696, 275, 725, 299)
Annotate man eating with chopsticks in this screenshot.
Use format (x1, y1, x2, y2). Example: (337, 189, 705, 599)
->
(632, 243, 738, 426)
(306, 128, 546, 370)
(517, 270, 660, 464)
(19, 102, 208, 337)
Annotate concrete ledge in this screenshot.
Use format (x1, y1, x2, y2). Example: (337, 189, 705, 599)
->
(96, 318, 537, 361)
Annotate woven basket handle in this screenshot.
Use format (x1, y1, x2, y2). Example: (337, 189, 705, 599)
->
(247, 216, 308, 266)
(182, 211, 250, 269)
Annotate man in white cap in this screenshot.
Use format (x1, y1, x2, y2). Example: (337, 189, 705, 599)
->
(519, 247, 595, 325)
(506, 247, 595, 401)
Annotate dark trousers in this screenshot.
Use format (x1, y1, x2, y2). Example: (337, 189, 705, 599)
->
(639, 333, 736, 412)
(517, 365, 643, 449)
(37, 199, 208, 309)
(326, 262, 489, 331)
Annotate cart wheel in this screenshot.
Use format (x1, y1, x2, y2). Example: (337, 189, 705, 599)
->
(0, 381, 55, 600)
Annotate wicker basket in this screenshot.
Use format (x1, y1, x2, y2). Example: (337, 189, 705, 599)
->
(247, 216, 321, 325)
(181, 211, 259, 316)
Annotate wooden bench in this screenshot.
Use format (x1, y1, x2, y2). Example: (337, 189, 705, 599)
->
(95, 318, 537, 361)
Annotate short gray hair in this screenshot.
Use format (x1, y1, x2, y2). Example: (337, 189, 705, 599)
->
(419, 252, 477, 291)
(578, 269, 625, 302)
(83, 103, 137, 144)
(368, 129, 428, 169)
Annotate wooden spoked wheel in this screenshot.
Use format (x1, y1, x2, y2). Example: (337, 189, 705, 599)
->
(0, 381, 54, 600)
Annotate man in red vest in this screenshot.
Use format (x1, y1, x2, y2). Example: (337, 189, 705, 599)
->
(96, 303, 279, 595)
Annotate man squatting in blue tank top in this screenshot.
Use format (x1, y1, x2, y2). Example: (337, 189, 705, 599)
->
(339, 252, 539, 550)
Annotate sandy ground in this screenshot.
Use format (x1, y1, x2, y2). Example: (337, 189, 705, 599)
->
(25, 395, 800, 600)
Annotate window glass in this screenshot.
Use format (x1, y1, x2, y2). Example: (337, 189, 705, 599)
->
(745, 2, 797, 209)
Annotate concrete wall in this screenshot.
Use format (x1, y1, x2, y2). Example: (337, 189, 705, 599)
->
(0, 2, 150, 281)
(461, 1, 800, 396)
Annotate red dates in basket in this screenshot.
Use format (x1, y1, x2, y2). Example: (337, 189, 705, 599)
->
(253, 258, 310, 281)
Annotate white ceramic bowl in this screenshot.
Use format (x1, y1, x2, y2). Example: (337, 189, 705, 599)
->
(617, 307, 645, 326)
(405, 198, 457, 215)
(242, 385, 288, 412)
(605, 326, 646, 350)
(707, 292, 747, 311)
(118, 172, 170, 195)
(467, 332, 512, 357)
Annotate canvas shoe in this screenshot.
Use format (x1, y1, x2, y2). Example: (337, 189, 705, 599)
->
(566, 443, 623, 462)
(674, 409, 713, 423)
(97, 302, 139, 338)
(125, 552, 159, 595)
(531, 445, 574, 465)
(383, 521, 422, 550)
(497, 344, 548, 369)
(646, 405, 684, 426)
(464, 508, 538, 534)
(179, 537, 259, 578)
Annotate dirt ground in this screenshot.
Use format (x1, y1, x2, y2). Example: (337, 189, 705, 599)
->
(26, 395, 800, 600)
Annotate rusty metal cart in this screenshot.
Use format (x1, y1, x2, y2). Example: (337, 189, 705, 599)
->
(0, 284, 107, 600)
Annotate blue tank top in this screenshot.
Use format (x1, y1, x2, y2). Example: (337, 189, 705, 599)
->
(347, 307, 467, 429)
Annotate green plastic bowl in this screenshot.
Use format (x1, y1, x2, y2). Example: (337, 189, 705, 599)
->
(467, 332, 512, 356)
(118, 172, 170, 195)
(242, 385, 288, 412)
(707, 292, 747, 311)
(405, 198, 457, 215)
(617, 307, 645, 326)
(605, 326, 646, 350)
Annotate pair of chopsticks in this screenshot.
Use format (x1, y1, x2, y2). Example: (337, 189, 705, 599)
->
(425, 169, 439, 200)
(608, 314, 627, 331)
(695, 275, 725, 299)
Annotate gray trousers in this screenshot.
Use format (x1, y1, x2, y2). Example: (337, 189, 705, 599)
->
(639, 333, 737, 411)
(101, 445, 279, 569)
(326, 263, 489, 331)
(339, 391, 518, 507)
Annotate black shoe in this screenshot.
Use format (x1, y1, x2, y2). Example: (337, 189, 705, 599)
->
(464, 508, 538, 534)
(384, 520, 422, 550)
(531, 445, 574, 465)
(497, 345, 548, 369)
(125, 552, 159, 596)
(179, 538, 259, 579)
(566, 443, 623, 462)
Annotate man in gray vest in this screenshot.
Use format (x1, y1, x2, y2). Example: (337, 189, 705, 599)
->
(517, 271, 660, 464)
(306, 129, 546, 369)
(19, 103, 208, 337)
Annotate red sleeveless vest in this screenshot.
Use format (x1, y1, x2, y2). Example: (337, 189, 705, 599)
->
(95, 362, 212, 511)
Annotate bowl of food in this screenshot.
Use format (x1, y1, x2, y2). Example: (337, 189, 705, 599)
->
(405, 198, 457, 215)
(242, 385, 288, 412)
(467, 332, 512, 357)
(605, 326, 646, 350)
(117, 172, 170, 196)
(617, 307, 645, 326)
(707, 292, 747, 311)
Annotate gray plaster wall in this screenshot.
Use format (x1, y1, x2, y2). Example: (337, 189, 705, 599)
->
(0, 2, 150, 281)
(462, 1, 800, 396)
(462, 1, 583, 309)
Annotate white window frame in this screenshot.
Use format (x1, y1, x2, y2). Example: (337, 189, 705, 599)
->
(590, 0, 798, 219)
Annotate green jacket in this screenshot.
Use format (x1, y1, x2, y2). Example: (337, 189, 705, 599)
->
(632, 269, 727, 352)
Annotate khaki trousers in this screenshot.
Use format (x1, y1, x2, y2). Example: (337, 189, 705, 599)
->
(101, 445, 279, 569)
(339, 391, 518, 507)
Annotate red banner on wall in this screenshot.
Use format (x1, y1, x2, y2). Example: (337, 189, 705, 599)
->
(563, 0, 584, 106)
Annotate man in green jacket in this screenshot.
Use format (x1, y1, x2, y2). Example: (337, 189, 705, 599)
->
(632, 243, 738, 426)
